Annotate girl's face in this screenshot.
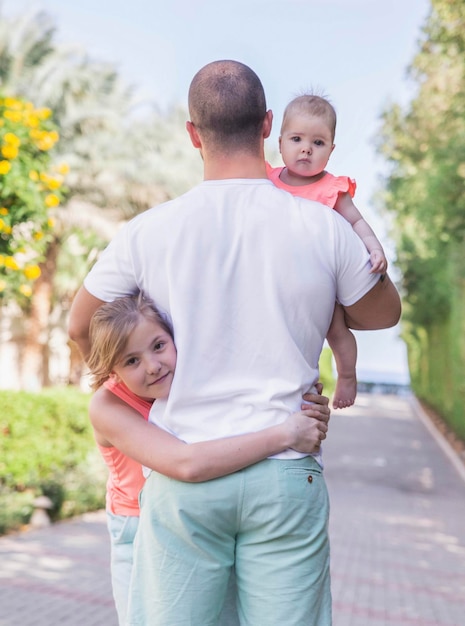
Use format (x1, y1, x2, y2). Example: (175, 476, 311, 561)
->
(112, 316, 177, 401)
(279, 112, 335, 184)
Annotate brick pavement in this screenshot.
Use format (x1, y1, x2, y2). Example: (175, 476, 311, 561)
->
(1, 393, 465, 625)
(324, 393, 465, 626)
(0, 510, 118, 625)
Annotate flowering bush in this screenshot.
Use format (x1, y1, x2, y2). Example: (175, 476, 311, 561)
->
(0, 95, 68, 302)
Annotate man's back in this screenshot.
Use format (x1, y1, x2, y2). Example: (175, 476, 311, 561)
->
(84, 178, 377, 451)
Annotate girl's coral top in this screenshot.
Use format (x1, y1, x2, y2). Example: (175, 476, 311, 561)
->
(97, 379, 153, 516)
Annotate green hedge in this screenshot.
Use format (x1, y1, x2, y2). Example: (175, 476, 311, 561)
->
(319, 347, 335, 399)
(0, 387, 107, 535)
(0, 355, 335, 537)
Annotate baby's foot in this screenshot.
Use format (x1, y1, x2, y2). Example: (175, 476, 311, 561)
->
(332, 374, 357, 409)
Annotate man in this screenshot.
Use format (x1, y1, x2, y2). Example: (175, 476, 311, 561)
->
(69, 60, 401, 625)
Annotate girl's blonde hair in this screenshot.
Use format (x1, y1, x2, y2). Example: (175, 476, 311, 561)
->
(281, 94, 337, 142)
(87, 293, 173, 391)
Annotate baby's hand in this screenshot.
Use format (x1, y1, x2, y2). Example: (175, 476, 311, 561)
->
(370, 249, 388, 274)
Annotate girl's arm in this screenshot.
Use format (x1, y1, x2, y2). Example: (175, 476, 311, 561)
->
(334, 192, 387, 274)
(89, 388, 330, 482)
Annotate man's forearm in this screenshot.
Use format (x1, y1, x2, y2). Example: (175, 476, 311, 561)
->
(68, 286, 106, 361)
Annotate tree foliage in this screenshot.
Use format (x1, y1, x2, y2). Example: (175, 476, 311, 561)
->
(377, 0, 465, 435)
(378, 0, 465, 328)
(0, 8, 202, 388)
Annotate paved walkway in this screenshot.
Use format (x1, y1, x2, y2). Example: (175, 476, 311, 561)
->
(1, 393, 465, 625)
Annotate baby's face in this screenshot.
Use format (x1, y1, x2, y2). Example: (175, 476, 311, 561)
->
(279, 113, 334, 182)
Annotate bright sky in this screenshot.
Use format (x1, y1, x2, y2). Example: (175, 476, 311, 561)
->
(5, 0, 431, 384)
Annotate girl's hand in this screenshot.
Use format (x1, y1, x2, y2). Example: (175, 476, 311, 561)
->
(301, 388, 329, 415)
(284, 388, 330, 453)
(285, 410, 329, 454)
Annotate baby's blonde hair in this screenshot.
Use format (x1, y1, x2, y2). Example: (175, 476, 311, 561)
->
(281, 93, 337, 142)
(87, 293, 173, 391)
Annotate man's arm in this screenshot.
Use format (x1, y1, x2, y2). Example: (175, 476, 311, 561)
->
(343, 273, 401, 331)
(68, 286, 106, 360)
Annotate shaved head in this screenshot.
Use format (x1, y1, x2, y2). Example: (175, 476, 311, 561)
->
(188, 60, 267, 153)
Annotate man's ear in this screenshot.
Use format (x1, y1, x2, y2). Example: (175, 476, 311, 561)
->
(262, 110, 273, 139)
(186, 121, 201, 148)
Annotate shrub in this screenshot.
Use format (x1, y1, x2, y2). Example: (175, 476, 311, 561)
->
(0, 387, 106, 535)
(319, 346, 336, 398)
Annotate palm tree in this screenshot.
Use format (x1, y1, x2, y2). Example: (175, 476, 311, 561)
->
(0, 7, 202, 389)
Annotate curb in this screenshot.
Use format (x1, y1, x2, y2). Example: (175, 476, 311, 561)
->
(410, 394, 465, 485)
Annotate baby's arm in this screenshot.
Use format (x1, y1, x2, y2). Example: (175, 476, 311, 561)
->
(334, 192, 387, 274)
(89, 388, 330, 482)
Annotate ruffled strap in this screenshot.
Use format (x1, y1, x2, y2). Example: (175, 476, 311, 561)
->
(265, 164, 356, 209)
(319, 174, 356, 208)
(104, 377, 153, 420)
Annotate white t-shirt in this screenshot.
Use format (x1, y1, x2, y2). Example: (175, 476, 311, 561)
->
(85, 179, 378, 459)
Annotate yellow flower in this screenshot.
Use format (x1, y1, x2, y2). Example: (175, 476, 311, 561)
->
(47, 217, 55, 228)
(23, 265, 41, 280)
(49, 179, 61, 190)
(29, 170, 39, 181)
(0, 207, 8, 215)
(19, 284, 32, 297)
(47, 177, 62, 190)
(56, 162, 70, 175)
(25, 114, 40, 128)
(33, 231, 44, 240)
(1, 144, 18, 159)
(45, 193, 60, 208)
(35, 107, 52, 120)
(0, 160, 11, 175)
(3, 132, 21, 147)
(40, 172, 61, 188)
(3, 97, 22, 109)
(36, 135, 56, 151)
(0, 218, 8, 232)
(3, 110, 22, 123)
(4, 256, 19, 270)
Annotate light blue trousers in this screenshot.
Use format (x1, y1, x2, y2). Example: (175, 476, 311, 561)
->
(107, 512, 140, 626)
(127, 456, 331, 625)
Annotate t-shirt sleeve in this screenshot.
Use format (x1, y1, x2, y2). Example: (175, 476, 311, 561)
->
(84, 224, 139, 301)
(332, 212, 379, 306)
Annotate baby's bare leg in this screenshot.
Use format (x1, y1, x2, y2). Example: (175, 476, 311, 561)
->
(326, 303, 357, 409)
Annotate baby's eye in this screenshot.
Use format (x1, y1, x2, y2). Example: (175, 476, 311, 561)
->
(314, 139, 324, 147)
(290, 136, 301, 143)
(153, 341, 165, 352)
